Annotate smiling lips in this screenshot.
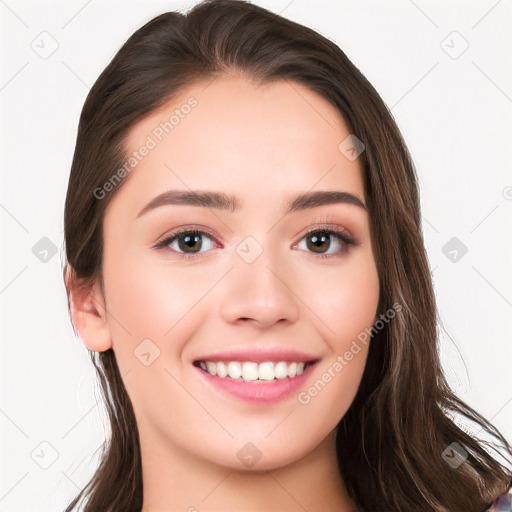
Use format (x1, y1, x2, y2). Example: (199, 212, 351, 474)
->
(193, 348, 320, 404)
(193, 347, 319, 382)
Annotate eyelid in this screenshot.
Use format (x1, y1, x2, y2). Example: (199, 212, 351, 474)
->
(299, 215, 357, 243)
(299, 222, 353, 242)
(155, 223, 218, 240)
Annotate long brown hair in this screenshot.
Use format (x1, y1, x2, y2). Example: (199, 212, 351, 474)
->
(63, 1, 512, 510)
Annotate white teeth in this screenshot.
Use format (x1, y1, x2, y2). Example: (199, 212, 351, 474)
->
(206, 361, 216, 376)
(287, 362, 297, 378)
(274, 361, 288, 379)
(258, 362, 274, 380)
(198, 360, 311, 380)
(216, 361, 228, 378)
(227, 361, 242, 379)
(242, 362, 259, 381)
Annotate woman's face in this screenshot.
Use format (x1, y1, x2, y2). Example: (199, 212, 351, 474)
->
(98, 74, 379, 470)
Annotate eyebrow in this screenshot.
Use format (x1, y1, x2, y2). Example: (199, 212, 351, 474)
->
(136, 189, 367, 218)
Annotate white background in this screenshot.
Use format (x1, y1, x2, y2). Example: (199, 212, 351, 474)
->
(1, 0, 511, 510)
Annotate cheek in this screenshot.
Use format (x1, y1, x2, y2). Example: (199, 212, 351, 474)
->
(104, 255, 206, 341)
(292, 253, 379, 416)
(293, 260, 378, 428)
(298, 254, 380, 349)
(101, 253, 211, 399)
(101, 256, 209, 416)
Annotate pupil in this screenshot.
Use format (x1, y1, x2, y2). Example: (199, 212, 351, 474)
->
(307, 232, 330, 253)
(179, 234, 202, 252)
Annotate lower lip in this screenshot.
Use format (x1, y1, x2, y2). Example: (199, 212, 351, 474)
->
(194, 364, 316, 405)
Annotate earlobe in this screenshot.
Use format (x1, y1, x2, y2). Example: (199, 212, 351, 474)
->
(65, 269, 113, 352)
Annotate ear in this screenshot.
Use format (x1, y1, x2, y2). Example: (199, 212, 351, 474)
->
(65, 267, 113, 352)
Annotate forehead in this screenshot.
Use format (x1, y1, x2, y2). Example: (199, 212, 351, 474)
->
(113, 74, 364, 216)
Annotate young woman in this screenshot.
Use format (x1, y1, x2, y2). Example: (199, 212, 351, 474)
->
(62, 1, 512, 510)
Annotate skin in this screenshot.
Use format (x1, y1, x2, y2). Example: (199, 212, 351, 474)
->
(69, 73, 380, 512)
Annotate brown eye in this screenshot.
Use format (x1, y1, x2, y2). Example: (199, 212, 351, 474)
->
(306, 231, 332, 253)
(177, 233, 204, 253)
(296, 229, 354, 258)
(155, 229, 217, 255)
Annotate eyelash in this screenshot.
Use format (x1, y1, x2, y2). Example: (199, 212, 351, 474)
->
(153, 222, 356, 260)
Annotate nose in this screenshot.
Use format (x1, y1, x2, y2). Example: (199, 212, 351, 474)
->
(218, 243, 300, 329)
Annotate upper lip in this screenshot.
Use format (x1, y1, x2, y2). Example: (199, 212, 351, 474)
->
(193, 347, 321, 364)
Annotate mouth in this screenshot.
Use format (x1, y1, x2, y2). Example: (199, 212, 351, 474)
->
(192, 356, 320, 404)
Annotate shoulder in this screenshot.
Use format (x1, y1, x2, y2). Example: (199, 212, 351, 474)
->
(486, 484, 512, 511)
